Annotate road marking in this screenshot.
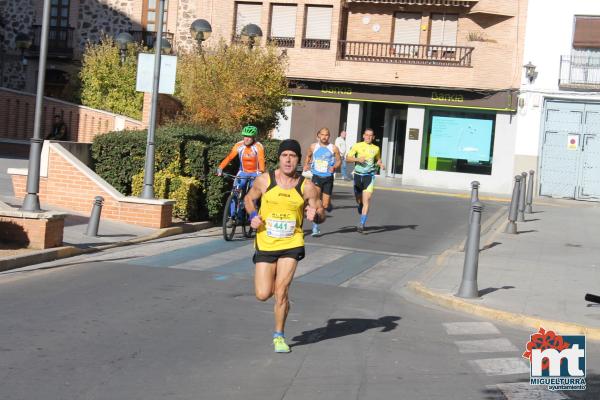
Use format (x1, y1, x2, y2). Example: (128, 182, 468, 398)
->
(489, 383, 568, 400)
(173, 243, 254, 271)
(454, 338, 518, 353)
(306, 242, 427, 259)
(443, 322, 501, 335)
(297, 252, 388, 286)
(469, 357, 529, 376)
(296, 247, 352, 277)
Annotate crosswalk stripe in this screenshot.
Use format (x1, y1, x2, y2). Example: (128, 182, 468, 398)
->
(454, 338, 518, 353)
(172, 243, 254, 271)
(443, 322, 501, 335)
(295, 247, 352, 277)
(469, 357, 529, 376)
(489, 383, 568, 400)
(126, 238, 243, 268)
(297, 252, 388, 286)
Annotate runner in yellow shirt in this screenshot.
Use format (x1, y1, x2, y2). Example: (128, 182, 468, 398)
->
(244, 139, 325, 353)
(346, 128, 385, 233)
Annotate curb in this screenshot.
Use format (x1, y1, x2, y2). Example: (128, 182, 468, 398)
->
(0, 221, 213, 273)
(406, 281, 600, 341)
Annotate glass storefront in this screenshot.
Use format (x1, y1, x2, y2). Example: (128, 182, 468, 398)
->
(420, 109, 496, 175)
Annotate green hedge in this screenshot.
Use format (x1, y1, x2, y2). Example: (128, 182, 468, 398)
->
(91, 123, 282, 221)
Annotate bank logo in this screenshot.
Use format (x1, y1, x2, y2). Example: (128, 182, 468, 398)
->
(523, 328, 586, 391)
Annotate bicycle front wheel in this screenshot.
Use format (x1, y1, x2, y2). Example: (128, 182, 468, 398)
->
(222, 192, 237, 241)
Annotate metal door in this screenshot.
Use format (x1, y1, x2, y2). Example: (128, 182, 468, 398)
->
(580, 135, 600, 198)
(540, 102, 583, 198)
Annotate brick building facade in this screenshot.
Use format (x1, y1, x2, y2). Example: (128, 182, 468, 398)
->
(2, 0, 528, 193)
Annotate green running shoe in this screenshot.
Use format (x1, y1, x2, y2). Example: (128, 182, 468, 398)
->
(273, 336, 291, 353)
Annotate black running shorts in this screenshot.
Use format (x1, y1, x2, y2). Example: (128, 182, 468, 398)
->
(312, 175, 334, 196)
(253, 246, 306, 264)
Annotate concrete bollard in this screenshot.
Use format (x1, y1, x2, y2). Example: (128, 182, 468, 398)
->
(526, 170, 535, 214)
(85, 196, 104, 237)
(518, 172, 527, 222)
(505, 175, 521, 234)
(457, 201, 484, 299)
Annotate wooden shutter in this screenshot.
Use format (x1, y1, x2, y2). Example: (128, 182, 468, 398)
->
(430, 13, 458, 46)
(393, 12, 421, 44)
(236, 2, 262, 35)
(305, 6, 333, 40)
(573, 16, 600, 48)
(271, 5, 297, 38)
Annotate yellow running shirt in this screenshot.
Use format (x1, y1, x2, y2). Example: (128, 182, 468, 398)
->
(255, 171, 306, 251)
(347, 141, 380, 175)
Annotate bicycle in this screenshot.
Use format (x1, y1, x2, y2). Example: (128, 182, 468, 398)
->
(220, 172, 256, 241)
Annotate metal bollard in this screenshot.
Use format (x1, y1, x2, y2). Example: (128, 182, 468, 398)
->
(85, 196, 104, 237)
(526, 170, 535, 214)
(457, 201, 484, 298)
(462, 181, 480, 252)
(518, 172, 527, 222)
(505, 175, 521, 234)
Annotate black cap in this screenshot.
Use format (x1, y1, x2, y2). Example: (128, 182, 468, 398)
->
(278, 139, 302, 159)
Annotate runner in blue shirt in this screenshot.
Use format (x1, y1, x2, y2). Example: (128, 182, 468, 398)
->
(303, 127, 341, 236)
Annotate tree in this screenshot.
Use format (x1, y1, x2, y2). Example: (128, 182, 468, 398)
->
(176, 42, 289, 133)
(79, 36, 145, 120)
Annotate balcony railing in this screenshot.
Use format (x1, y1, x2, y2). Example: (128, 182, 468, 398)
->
(302, 39, 331, 49)
(337, 40, 473, 67)
(268, 36, 295, 48)
(30, 25, 75, 58)
(559, 55, 600, 89)
(130, 31, 175, 49)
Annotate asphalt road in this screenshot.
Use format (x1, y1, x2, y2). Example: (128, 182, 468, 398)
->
(3, 186, 598, 399)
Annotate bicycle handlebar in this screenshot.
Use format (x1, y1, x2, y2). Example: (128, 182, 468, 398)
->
(219, 172, 258, 181)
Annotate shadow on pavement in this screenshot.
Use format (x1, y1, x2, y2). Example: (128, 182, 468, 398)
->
(291, 316, 401, 347)
(478, 286, 515, 297)
(304, 224, 418, 237)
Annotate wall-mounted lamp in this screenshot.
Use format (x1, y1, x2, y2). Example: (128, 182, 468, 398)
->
(523, 61, 537, 83)
(15, 33, 32, 66)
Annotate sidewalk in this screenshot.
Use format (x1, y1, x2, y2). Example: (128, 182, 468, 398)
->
(407, 199, 600, 340)
(0, 195, 210, 271)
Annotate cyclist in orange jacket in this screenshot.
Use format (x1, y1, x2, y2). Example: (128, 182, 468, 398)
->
(217, 125, 266, 222)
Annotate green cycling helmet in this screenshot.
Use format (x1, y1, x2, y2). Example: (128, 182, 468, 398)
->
(241, 125, 258, 137)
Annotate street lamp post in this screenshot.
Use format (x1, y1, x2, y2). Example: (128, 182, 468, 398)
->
(15, 33, 32, 66)
(240, 24, 262, 49)
(115, 32, 134, 65)
(190, 19, 212, 53)
(21, 0, 51, 212)
(140, 0, 167, 199)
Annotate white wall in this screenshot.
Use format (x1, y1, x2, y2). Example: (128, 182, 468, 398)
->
(345, 101, 362, 150)
(516, 0, 600, 157)
(402, 108, 517, 194)
(272, 102, 292, 140)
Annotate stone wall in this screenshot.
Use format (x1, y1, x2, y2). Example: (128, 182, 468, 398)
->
(175, 0, 199, 53)
(77, 0, 141, 53)
(0, 0, 35, 90)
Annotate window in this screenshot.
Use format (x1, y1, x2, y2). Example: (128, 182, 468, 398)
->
(573, 16, 600, 48)
(143, 0, 169, 33)
(421, 110, 495, 175)
(392, 12, 421, 56)
(430, 13, 458, 46)
(50, 0, 70, 28)
(303, 5, 332, 49)
(270, 4, 297, 47)
(235, 2, 262, 36)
